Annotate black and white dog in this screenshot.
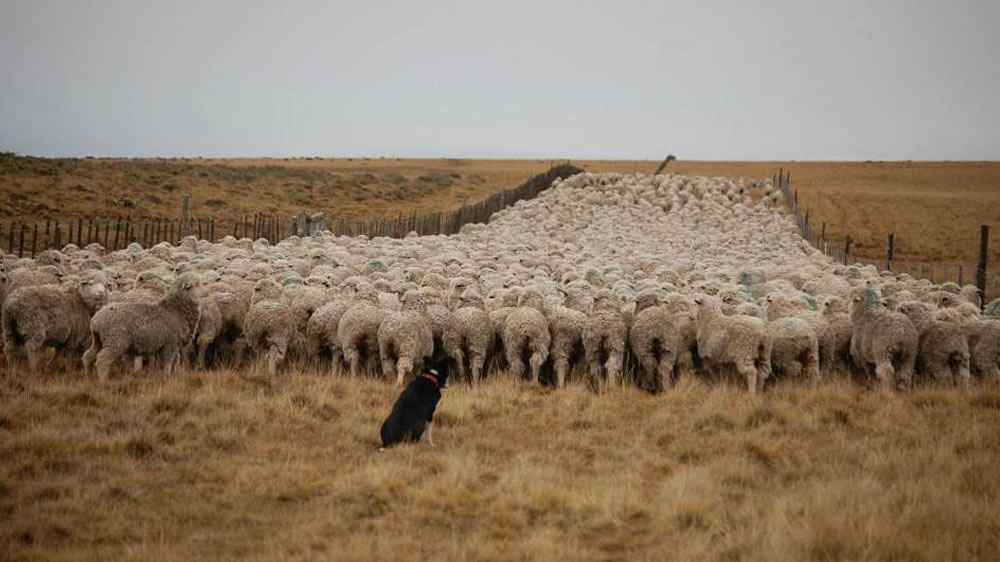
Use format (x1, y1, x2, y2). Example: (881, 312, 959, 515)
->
(379, 357, 450, 449)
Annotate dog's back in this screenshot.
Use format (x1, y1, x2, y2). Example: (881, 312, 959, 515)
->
(380, 375, 441, 448)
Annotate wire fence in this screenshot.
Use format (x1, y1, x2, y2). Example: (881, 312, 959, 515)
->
(775, 169, 998, 305)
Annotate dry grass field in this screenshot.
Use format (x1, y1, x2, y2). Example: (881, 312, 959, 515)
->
(3, 364, 1000, 561)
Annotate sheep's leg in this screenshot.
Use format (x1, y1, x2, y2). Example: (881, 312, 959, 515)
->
(554, 355, 569, 389)
(605, 348, 623, 388)
(657, 355, 675, 391)
(196, 340, 209, 370)
(266, 343, 286, 376)
(161, 347, 178, 378)
(806, 347, 821, 388)
(450, 347, 466, 384)
(344, 345, 361, 377)
(953, 354, 971, 392)
(380, 339, 396, 381)
(874, 361, 895, 393)
(232, 337, 248, 367)
(396, 357, 415, 386)
(95, 348, 121, 384)
(505, 336, 526, 379)
(529, 350, 545, 385)
(133, 356, 143, 373)
(470, 352, 484, 387)
(24, 340, 43, 373)
(82, 336, 99, 377)
(736, 360, 758, 395)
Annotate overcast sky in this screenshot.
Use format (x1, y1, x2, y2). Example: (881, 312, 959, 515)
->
(1, 0, 998, 160)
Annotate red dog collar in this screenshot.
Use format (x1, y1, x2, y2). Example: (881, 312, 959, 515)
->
(419, 372, 440, 388)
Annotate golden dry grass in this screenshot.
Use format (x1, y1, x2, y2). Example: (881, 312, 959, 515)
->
(3, 362, 1000, 561)
(0, 155, 656, 224)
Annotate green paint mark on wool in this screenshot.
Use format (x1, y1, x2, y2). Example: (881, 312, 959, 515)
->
(862, 287, 881, 309)
(282, 276, 304, 287)
(985, 298, 1000, 317)
(801, 294, 818, 311)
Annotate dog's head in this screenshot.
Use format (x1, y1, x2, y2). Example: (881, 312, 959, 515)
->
(423, 356, 451, 389)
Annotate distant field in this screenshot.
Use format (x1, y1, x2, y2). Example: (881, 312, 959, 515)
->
(0, 154, 654, 224)
(1, 155, 997, 274)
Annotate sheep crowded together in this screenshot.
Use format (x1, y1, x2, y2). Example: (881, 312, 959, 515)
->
(2, 172, 999, 393)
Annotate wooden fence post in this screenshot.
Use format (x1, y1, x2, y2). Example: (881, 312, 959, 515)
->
(113, 217, 122, 250)
(958, 265, 964, 286)
(181, 195, 191, 238)
(31, 224, 38, 258)
(843, 236, 852, 266)
(886, 232, 894, 272)
(54, 221, 61, 249)
(76, 218, 82, 247)
(976, 224, 989, 309)
(4, 222, 12, 255)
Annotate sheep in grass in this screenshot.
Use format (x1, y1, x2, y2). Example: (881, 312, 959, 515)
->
(762, 293, 821, 386)
(83, 272, 201, 382)
(629, 291, 685, 393)
(848, 287, 919, 392)
(582, 289, 629, 388)
(338, 299, 385, 377)
(190, 291, 223, 369)
(306, 299, 351, 372)
(692, 295, 771, 394)
(893, 301, 971, 390)
(502, 287, 551, 384)
(965, 319, 1000, 380)
(767, 316, 821, 386)
(443, 288, 492, 386)
(545, 291, 589, 389)
(243, 279, 294, 375)
(817, 296, 853, 374)
(378, 289, 434, 385)
(3, 271, 110, 374)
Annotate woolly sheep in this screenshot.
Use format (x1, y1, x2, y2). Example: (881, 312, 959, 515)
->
(583, 289, 629, 388)
(243, 279, 294, 375)
(629, 302, 685, 392)
(894, 301, 971, 389)
(848, 287, 919, 392)
(378, 290, 434, 385)
(83, 272, 201, 382)
(3, 270, 110, 373)
(442, 288, 493, 386)
(502, 287, 551, 384)
(693, 295, 771, 394)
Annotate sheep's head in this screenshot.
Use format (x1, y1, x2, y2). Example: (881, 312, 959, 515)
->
(135, 271, 169, 294)
(850, 287, 882, 313)
(517, 288, 546, 312)
(77, 270, 110, 311)
(171, 272, 201, 300)
(400, 289, 427, 312)
(459, 288, 485, 310)
(252, 279, 282, 304)
(822, 296, 846, 315)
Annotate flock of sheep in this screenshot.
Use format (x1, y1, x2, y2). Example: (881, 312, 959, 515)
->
(2, 172, 999, 393)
